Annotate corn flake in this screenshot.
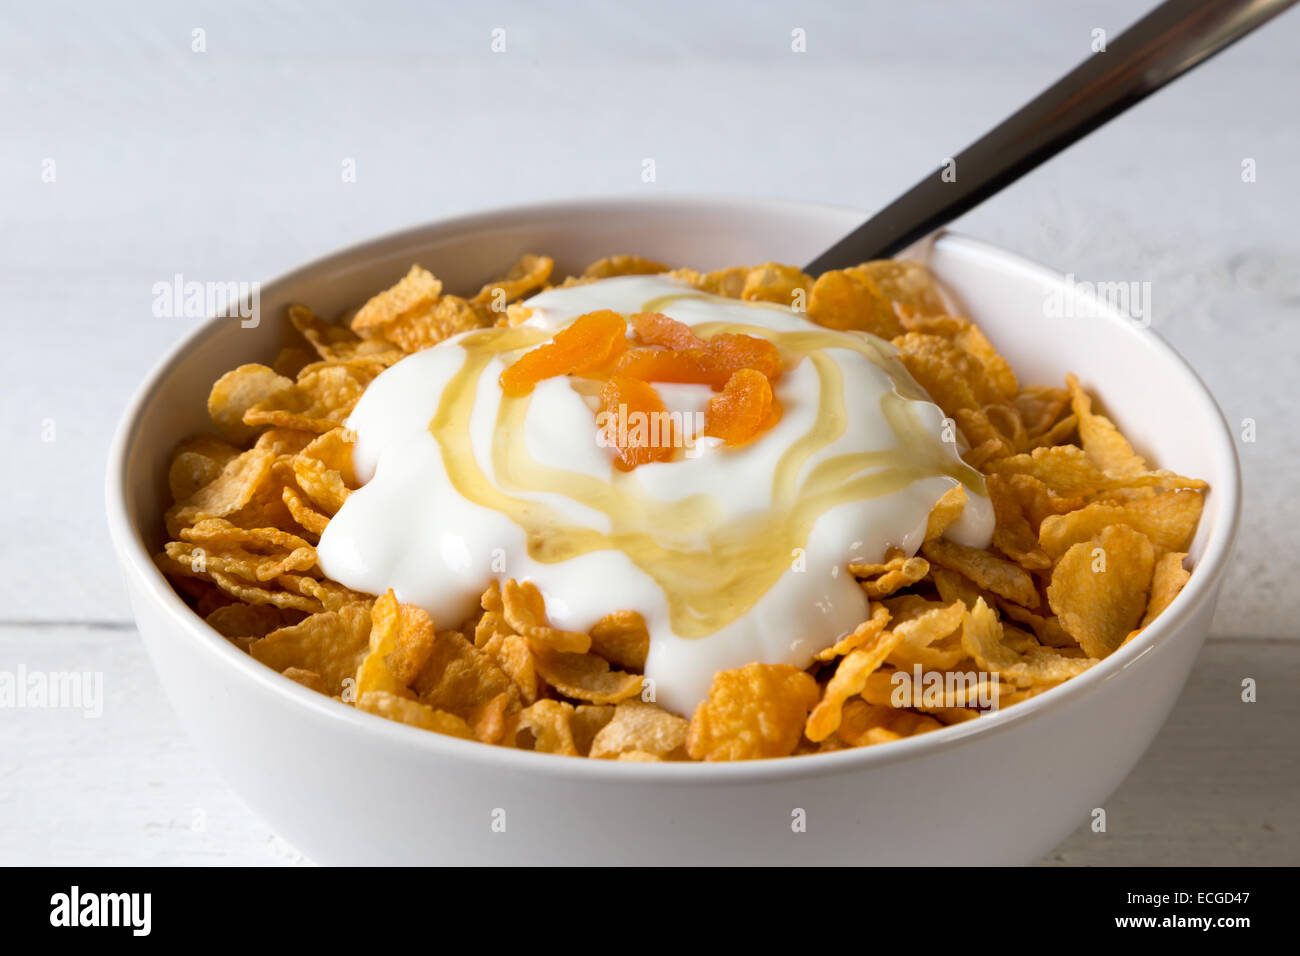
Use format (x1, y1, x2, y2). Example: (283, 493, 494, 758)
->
(589, 699, 689, 760)
(1046, 525, 1156, 658)
(922, 537, 1040, 609)
(687, 663, 819, 760)
(250, 603, 372, 696)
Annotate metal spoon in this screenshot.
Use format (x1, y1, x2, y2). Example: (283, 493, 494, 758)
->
(803, 0, 1297, 274)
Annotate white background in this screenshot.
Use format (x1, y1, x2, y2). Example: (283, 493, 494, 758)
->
(1, 0, 1296, 864)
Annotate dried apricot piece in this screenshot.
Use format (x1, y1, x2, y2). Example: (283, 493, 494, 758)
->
(614, 346, 725, 387)
(499, 310, 627, 395)
(704, 369, 776, 446)
(629, 312, 702, 350)
(600, 375, 675, 469)
(615, 333, 782, 389)
(705, 333, 783, 383)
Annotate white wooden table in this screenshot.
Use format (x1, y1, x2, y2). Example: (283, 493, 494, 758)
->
(2, 0, 1296, 865)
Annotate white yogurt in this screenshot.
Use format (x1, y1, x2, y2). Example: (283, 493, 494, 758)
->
(318, 275, 993, 715)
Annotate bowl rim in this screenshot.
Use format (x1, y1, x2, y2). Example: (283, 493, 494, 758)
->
(105, 194, 1243, 785)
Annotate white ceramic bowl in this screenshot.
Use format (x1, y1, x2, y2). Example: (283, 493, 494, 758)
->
(106, 197, 1240, 865)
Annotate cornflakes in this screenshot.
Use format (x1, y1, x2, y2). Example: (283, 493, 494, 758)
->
(157, 251, 1208, 762)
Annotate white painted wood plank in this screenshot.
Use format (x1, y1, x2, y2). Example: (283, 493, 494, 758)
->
(0, 625, 300, 866)
(1043, 639, 1299, 866)
(1, 627, 1293, 865)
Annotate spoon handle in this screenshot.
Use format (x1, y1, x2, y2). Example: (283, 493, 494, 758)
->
(803, 0, 1296, 274)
